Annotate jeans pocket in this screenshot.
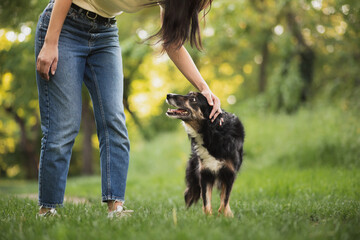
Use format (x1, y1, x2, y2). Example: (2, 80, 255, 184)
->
(39, 10, 52, 29)
(36, 14, 49, 47)
(36, 3, 54, 46)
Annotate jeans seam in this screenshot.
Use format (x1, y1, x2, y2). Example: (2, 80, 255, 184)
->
(88, 63, 111, 197)
(39, 81, 50, 204)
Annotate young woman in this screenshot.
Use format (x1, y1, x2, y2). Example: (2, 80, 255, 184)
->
(36, 0, 221, 217)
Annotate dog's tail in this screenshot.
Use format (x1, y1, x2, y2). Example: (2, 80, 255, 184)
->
(184, 185, 201, 207)
(184, 154, 201, 207)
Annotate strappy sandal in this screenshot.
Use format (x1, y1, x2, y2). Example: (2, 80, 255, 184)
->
(36, 207, 57, 218)
(107, 205, 134, 218)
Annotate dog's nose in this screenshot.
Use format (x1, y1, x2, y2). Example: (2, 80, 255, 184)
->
(167, 93, 175, 100)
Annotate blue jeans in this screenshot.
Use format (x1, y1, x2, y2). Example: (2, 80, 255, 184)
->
(35, 1, 130, 208)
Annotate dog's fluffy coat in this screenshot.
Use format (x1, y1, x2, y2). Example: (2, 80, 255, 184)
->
(166, 92, 245, 217)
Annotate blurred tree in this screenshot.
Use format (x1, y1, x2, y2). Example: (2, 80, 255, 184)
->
(121, 36, 153, 140)
(284, 5, 315, 103)
(0, 0, 60, 178)
(0, 0, 43, 28)
(0, 37, 40, 179)
(248, 0, 283, 93)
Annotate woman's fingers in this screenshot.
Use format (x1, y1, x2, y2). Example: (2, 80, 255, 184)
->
(203, 91, 214, 106)
(210, 95, 221, 122)
(39, 60, 50, 80)
(201, 90, 222, 121)
(51, 57, 58, 76)
(36, 44, 58, 81)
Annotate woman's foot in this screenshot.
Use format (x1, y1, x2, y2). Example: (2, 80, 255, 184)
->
(37, 207, 57, 218)
(107, 200, 123, 212)
(107, 201, 133, 218)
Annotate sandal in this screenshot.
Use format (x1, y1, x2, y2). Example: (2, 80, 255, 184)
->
(108, 205, 133, 218)
(36, 207, 57, 218)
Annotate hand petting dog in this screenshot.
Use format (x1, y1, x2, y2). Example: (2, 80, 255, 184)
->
(200, 89, 221, 121)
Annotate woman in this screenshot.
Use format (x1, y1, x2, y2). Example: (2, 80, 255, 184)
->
(36, 0, 221, 217)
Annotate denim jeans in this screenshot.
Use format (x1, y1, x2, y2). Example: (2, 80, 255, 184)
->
(35, 1, 130, 208)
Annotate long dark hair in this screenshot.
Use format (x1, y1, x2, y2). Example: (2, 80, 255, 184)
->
(145, 0, 213, 50)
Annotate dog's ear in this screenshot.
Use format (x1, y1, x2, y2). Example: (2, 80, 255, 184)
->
(202, 105, 212, 119)
(197, 93, 212, 118)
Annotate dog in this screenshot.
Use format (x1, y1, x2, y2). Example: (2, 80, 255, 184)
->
(166, 92, 245, 217)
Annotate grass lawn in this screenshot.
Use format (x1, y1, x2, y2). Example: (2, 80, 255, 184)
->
(1, 105, 359, 240)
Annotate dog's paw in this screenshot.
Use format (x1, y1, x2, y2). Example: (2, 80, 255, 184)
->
(218, 205, 234, 218)
(223, 209, 234, 218)
(202, 206, 213, 216)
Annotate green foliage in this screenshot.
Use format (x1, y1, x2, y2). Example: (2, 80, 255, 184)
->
(0, 0, 46, 28)
(239, 103, 360, 169)
(268, 59, 304, 113)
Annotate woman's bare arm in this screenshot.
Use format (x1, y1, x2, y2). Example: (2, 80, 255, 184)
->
(161, 7, 222, 121)
(36, 0, 72, 80)
(166, 46, 221, 121)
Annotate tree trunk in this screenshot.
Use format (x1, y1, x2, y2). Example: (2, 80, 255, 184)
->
(123, 94, 151, 140)
(4, 106, 39, 179)
(81, 93, 94, 175)
(123, 77, 151, 140)
(286, 10, 315, 102)
(299, 49, 315, 101)
(259, 37, 270, 93)
(20, 121, 38, 179)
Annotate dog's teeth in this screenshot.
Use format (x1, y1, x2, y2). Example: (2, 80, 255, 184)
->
(166, 108, 188, 116)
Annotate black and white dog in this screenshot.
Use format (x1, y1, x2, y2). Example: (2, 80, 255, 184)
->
(166, 92, 245, 217)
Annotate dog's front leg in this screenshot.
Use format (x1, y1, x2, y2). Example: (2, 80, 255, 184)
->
(200, 170, 215, 215)
(218, 168, 235, 218)
(218, 183, 234, 218)
(202, 184, 213, 215)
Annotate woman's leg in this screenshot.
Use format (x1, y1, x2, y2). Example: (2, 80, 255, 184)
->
(83, 24, 130, 209)
(35, 2, 86, 209)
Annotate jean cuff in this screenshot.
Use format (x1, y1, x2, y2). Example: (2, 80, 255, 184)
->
(102, 196, 125, 203)
(38, 201, 63, 208)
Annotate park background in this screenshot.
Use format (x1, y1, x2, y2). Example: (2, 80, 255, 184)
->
(0, 0, 359, 239)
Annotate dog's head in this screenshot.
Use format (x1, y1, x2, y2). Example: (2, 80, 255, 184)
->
(166, 92, 211, 121)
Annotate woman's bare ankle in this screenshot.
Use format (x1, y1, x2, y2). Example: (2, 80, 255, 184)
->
(107, 200, 123, 212)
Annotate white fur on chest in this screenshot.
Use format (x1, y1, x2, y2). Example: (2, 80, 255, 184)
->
(182, 122, 224, 172)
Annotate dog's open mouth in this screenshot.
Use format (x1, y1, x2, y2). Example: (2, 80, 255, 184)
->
(166, 107, 190, 117)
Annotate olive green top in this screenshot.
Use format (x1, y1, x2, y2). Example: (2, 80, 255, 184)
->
(72, 0, 157, 17)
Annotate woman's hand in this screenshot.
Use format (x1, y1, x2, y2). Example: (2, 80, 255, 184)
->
(36, 0, 72, 80)
(201, 89, 222, 122)
(36, 42, 58, 81)
(165, 45, 223, 122)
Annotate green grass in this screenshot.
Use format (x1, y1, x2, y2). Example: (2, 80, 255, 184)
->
(1, 104, 359, 240)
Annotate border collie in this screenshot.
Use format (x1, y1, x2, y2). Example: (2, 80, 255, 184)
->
(166, 92, 245, 217)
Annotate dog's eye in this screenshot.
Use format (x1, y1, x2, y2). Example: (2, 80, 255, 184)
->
(190, 98, 196, 102)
